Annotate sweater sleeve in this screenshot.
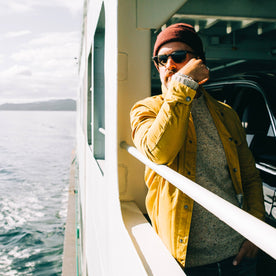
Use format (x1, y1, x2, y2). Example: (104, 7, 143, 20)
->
(130, 80, 196, 165)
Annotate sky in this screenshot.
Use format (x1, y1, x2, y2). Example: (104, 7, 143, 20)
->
(0, 0, 83, 104)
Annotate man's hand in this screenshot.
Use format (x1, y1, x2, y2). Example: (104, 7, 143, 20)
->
(178, 58, 209, 85)
(233, 240, 259, 266)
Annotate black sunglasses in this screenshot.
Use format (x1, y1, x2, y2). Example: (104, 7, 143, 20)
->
(152, 50, 196, 67)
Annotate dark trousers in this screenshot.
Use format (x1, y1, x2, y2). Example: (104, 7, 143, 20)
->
(184, 256, 257, 276)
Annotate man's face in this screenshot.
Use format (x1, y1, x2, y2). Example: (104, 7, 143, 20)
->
(157, 41, 196, 89)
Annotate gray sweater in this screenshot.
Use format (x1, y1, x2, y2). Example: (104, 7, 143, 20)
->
(185, 95, 244, 267)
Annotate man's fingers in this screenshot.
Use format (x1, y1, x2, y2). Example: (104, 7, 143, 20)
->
(233, 240, 259, 266)
(233, 246, 246, 266)
(179, 58, 209, 84)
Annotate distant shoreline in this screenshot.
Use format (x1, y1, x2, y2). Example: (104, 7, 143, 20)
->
(0, 99, 76, 111)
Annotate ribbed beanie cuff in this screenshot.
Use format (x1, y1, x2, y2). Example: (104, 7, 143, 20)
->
(153, 23, 205, 63)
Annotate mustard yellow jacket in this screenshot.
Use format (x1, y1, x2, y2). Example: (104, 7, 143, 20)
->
(130, 80, 265, 267)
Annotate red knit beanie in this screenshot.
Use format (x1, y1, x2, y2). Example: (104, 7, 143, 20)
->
(153, 23, 205, 63)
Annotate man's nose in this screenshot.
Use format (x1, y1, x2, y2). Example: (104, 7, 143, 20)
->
(165, 56, 176, 69)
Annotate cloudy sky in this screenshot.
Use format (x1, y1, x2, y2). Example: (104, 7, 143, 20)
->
(0, 0, 83, 104)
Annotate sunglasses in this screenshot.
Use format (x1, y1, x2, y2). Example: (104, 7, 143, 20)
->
(152, 50, 196, 67)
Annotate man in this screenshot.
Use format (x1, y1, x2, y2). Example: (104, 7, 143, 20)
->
(130, 23, 265, 275)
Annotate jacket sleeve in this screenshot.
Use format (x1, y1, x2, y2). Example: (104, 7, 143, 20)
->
(234, 112, 265, 220)
(130, 81, 196, 165)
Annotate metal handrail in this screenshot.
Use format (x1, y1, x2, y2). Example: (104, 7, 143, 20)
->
(120, 141, 276, 260)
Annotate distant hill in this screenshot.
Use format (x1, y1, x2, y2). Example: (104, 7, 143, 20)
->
(0, 99, 76, 111)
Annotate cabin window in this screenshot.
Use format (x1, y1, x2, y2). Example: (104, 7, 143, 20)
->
(87, 52, 92, 145)
(93, 6, 105, 164)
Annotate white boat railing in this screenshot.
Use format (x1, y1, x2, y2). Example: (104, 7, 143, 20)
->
(120, 141, 276, 260)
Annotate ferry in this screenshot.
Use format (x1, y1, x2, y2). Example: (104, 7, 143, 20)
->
(62, 0, 276, 275)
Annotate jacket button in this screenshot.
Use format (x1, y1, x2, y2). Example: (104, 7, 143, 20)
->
(186, 96, 191, 102)
(189, 140, 192, 144)
(184, 205, 188, 209)
(229, 137, 233, 141)
(233, 168, 237, 172)
(187, 171, 191, 175)
(220, 112, 224, 116)
(179, 239, 184, 243)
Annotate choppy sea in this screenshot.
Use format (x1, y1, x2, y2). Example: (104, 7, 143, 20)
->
(0, 111, 76, 275)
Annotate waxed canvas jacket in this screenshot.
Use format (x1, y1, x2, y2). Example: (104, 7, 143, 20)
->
(130, 80, 265, 267)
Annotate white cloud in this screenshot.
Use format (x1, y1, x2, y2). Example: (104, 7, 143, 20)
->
(29, 32, 79, 46)
(53, 0, 83, 15)
(0, 1, 82, 103)
(0, 64, 78, 102)
(0, 30, 79, 102)
(0, 65, 32, 78)
(0, 0, 82, 15)
(10, 31, 79, 75)
(6, 30, 32, 38)
(0, 1, 33, 13)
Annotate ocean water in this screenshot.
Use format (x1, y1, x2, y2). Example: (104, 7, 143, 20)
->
(0, 111, 76, 275)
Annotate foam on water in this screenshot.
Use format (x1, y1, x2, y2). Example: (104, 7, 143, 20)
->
(0, 111, 75, 275)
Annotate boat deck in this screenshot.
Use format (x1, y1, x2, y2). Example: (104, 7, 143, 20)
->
(62, 152, 77, 276)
